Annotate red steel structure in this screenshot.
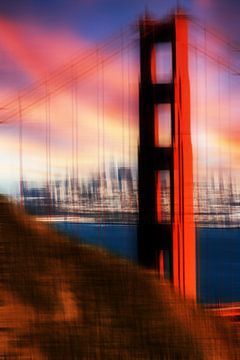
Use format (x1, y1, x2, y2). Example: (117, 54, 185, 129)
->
(138, 12, 196, 299)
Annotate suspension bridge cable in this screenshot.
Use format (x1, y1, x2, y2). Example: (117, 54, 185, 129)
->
(71, 64, 75, 197)
(127, 37, 131, 173)
(190, 17, 240, 51)
(1, 25, 135, 108)
(0, 18, 167, 126)
(45, 78, 50, 216)
(0, 36, 138, 125)
(189, 43, 239, 75)
(96, 47, 101, 226)
(101, 52, 106, 224)
(18, 95, 23, 207)
(2, 15, 239, 126)
(121, 30, 125, 170)
(227, 65, 232, 223)
(74, 62, 79, 213)
(193, 39, 201, 300)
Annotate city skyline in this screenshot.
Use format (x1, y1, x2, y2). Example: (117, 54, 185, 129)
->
(18, 164, 240, 227)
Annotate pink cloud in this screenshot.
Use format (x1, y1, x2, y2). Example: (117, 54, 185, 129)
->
(0, 15, 139, 183)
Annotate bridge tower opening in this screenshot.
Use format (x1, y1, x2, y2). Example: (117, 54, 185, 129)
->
(138, 12, 196, 299)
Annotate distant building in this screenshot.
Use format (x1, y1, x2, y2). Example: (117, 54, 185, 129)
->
(117, 167, 133, 194)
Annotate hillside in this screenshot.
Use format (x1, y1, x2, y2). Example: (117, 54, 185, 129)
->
(0, 195, 239, 359)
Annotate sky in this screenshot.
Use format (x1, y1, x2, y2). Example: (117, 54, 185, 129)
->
(0, 0, 239, 194)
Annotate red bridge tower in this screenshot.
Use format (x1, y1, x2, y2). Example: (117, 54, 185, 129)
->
(138, 12, 196, 299)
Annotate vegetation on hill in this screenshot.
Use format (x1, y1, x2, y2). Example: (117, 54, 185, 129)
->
(0, 195, 239, 359)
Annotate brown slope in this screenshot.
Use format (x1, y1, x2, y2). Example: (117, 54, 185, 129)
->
(0, 195, 239, 359)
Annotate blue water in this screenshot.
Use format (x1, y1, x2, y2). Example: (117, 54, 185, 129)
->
(196, 228, 240, 304)
(55, 223, 138, 261)
(54, 223, 240, 304)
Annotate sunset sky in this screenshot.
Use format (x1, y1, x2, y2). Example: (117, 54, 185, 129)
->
(0, 0, 239, 194)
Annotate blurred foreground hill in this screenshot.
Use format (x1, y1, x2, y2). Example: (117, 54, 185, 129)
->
(0, 195, 239, 359)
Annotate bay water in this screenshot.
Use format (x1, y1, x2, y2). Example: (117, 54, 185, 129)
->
(55, 223, 240, 304)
